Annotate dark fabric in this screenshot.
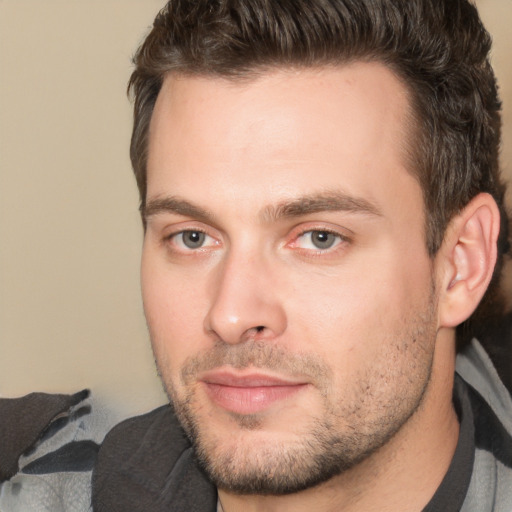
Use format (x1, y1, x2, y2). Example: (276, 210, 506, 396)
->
(471, 385, 512, 470)
(92, 378, 486, 511)
(465, 311, 512, 394)
(422, 376, 475, 512)
(0, 389, 90, 481)
(92, 404, 217, 512)
(22, 440, 100, 474)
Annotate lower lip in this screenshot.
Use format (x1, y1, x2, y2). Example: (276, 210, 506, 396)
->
(203, 383, 307, 415)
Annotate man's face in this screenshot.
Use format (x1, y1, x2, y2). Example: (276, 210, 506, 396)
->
(142, 63, 439, 493)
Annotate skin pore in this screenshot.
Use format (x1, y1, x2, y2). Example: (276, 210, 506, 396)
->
(141, 63, 460, 511)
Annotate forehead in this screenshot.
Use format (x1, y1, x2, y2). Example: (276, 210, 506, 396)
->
(146, 63, 420, 221)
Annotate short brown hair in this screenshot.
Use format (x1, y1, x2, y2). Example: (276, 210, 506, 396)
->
(128, 0, 510, 345)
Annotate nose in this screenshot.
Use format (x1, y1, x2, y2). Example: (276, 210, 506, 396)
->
(204, 250, 287, 344)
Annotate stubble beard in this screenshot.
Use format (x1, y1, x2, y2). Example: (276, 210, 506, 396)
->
(155, 298, 437, 495)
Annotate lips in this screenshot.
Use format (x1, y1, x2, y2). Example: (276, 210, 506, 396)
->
(200, 370, 308, 415)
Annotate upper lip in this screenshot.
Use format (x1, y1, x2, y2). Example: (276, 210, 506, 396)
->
(200, 369, 307, 387)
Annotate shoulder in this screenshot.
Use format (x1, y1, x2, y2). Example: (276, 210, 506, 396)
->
(97, 404, 189, 460)
(93, 404, 191, 483)
(92, 405, 217, 512)
(0, 390, 115, 512)
(456, 340, 512, 510)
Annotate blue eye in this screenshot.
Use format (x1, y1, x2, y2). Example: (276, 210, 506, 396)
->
(296, 230, 343, 250)
(181, 231, 206, 249)
(310, 231, 337, 249)
(171, 230, 215, 250)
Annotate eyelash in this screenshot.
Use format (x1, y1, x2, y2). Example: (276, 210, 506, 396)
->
(164, 229, 216, 251)
(289, 228, 351, 255)
(162, 226, 351, 256)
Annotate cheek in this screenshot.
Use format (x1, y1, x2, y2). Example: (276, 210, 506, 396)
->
(285, 251, 433, 363)
(141, 252, 210, 371)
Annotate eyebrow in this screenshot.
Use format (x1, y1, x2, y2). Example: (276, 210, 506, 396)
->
(142, 191, 382, 224)
(142, 197, 215, 224)
(262, 191, 383, 222)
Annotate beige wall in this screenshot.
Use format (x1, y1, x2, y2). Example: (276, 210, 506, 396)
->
(1, 0, 511, 418)
(0, 1, 166, 417)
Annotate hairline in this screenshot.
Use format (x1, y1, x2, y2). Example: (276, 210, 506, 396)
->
(138, 59, 431, 252)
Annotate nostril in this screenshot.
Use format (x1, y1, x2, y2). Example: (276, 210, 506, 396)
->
(255, 326, 265, 332)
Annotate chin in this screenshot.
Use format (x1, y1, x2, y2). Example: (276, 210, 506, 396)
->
(171, 395, 409, 495)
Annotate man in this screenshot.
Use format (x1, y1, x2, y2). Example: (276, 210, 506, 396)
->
(92, 0, 512, 510)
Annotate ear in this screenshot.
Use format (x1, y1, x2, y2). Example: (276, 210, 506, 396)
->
(437, 193, 500, 328)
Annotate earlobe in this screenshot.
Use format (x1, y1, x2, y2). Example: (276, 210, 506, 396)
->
(438, 193, 500, 328)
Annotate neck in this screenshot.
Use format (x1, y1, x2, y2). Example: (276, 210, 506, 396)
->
(218, 333, 459, 512)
